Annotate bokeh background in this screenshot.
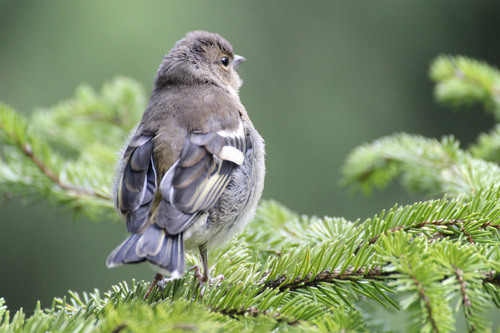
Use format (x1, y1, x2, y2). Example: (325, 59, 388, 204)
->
(0, 0, 499, 323)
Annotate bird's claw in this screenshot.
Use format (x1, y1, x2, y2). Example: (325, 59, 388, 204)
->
(189, 265, 225, 285)
(209, 274, 225, 286)
(144, 273, 177, 300)
(189, 265, 205, 283)
(198, 274, 225, 297)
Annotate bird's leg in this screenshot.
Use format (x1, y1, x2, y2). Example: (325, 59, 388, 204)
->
(187, 244, 209, 285)
(198, 243, 210, 284)
(195, 243, 225, 287)
(195, 244, 219, 297)
(144, 273, 163, 300)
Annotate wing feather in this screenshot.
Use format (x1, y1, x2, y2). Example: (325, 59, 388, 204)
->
(116, 138, 157, 233)
(157, 122, 246, 235)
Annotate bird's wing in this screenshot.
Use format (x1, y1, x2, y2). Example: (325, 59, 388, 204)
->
(156, 121, 246, 235)
(116, 135, 158, 233)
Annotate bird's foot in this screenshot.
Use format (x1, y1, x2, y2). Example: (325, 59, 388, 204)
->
(144, 273, 177, 300)
(144, 273, 163, 300)
(189, 265, 225, 296)
(208, 274, 225, 286)
(189, 264, 206, 283)
(200, 275, 225, 297)
(190, 265, 225, 285)
(157, 276, 177, 297)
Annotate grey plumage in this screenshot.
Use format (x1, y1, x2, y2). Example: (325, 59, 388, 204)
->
(118, 138, 158, 233)
(106, 31, 265, 282)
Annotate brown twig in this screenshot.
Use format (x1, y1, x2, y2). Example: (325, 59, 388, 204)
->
(264, 266, 500, 294)
(216, 307, 299, 326)
(21, 143, 110, 200)
(218, 307, 267, 318)
(264, 267, 391, 292)
(353, 218, 500, 255)
(411, 274, 439, 332)
(110, 323, 128, 333)
(483, 271, 500, 286)
(453, 266, 476, 332)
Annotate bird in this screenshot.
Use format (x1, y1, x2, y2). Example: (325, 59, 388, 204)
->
(106, 31, 265, 296)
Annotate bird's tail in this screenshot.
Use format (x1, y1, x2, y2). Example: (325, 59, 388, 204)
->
(106, 225, 185, 277)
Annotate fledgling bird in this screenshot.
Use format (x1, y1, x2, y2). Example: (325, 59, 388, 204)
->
(106, 31, 265, 292)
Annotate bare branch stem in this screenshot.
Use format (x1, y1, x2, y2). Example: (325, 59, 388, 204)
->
(21, 143, 110, 201)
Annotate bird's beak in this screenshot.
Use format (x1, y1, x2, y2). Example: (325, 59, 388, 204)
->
(233, 55, 246, 69)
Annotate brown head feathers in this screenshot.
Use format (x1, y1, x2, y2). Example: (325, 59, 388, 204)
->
(154, 31, 243, 93)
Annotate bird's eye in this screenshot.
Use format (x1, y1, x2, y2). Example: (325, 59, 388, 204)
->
(221, 56, 229, 67)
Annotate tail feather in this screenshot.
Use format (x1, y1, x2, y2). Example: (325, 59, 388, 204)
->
(136, 225, 164, 257)
(106, 226, 185, 277)
(106, 233, 143, 267)
(148, 233, 184, 277)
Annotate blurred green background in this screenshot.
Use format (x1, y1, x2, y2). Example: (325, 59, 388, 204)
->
(0, 0, 499, 320)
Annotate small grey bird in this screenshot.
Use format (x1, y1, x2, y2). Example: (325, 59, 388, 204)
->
(106, 31, 265, 292)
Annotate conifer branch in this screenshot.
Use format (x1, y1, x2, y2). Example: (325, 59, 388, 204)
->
(354, 218, 499, 255)
(265, 267, 391, 292)
(2, 57, 500, 331)
(430, 55, 500, 116)
(411, 273, 439, 332)
(110, 323, 128, 333)
(216, 307, 299, 326)
(483, 271, 500, 286)
(218, 306, 268, 318)
(20, 142, 110, 201)
(264, 267, 500, 293)
(453, 266, 476, 332)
